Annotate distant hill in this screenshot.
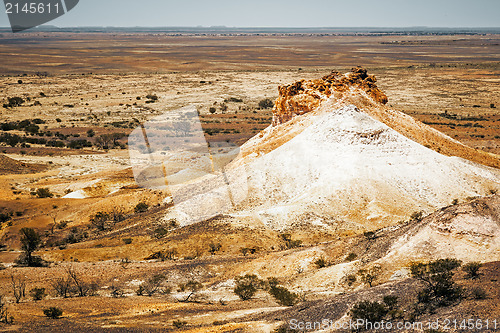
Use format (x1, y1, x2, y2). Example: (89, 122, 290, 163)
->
(0, 154, 47, 175)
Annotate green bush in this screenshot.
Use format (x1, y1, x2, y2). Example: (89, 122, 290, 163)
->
(470, 287, 487, 300)
(346, 252, 357, 261)
(357, 265, 382, 287)
(410, 211, 424, 222)
(173, 320, 187, 329)
(208, 242, 221, 255)
(314, 257, 328, 268)
(462, 262, 482, 279)
(410, 258, 463, 308)
(134, 202, 149, 213)
(30, 288, 46, 301)
(346, 274, 357, 286)
(36, 188, 53, 198)
(351, 300, 388, 323)
(234, 274, 263, 300)
(258, 98, 274, 109)
(3, 96, 25, 108)
(280, 233, 302, 250)
(43, 307, 63, 319)
(266, 279, 298, 306)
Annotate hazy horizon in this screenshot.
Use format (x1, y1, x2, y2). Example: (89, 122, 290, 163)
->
(1, 0, 499, 30)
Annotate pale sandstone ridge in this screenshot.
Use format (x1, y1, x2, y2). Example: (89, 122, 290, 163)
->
(271, 67, 500, 169)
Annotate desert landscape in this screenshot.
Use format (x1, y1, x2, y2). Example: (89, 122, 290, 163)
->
(0, 29, 499, 332)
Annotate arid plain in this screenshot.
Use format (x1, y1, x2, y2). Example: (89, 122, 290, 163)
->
(0, 32, 499, 332)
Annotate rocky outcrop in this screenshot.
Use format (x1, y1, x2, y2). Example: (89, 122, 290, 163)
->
(272, 67, 388, 125)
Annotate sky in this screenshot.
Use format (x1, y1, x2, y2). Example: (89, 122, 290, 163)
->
(0, 0, 499, 28)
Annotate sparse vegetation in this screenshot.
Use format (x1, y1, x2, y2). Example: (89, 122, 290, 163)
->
(240, 247, 257, 256)
(17, 227, 44, 267)
(266, 278, 298, 306)
(346, 252, 357, 261)
(134, 202, 149, 213)
(0, 294, 13, 324)
(258, 98, 274, 109)
(410, 211, 424, 222)
(462, 262, 482, 279)
(410, 258, 463, 311)
(280, 233, 302, 250)
(173, 319, 187, 329)
(43, 307, 63, 319)
(89, 212, 113, 231)
(3, 96, 25, 108)
(234, 274, 263, 300)
(469, 287, 487, 300)
(314, 257, 328, 268)
(30, 287, 47, 301)
(51, 267, 99, 298)
(178, 280, 203, 302)
(35, 188, 54, 198)
(357, 265, 382, 287)
(208, 242, 222, 255)
(136, 274, 168, 296)
(346, 274, 357, 286)
(11, 275, 26, 303)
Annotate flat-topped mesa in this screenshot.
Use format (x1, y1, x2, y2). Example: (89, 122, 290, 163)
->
(272, 67, 388, 125)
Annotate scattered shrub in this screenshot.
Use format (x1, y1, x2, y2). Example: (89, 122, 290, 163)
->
(225, 97, 243, 103)
(110, 285, 124, 298)
(30, 287, 46, 301)
(134, 202, 149, 213)
(346, 274, 357, 286)
(52, 277, 72, 298)
(258, 98, 274, 109)
(267, 278, 298, 306)
(208, 242, 222, 255)
(269, 285, 298, 306)
(173, 320, 187, 329)
(410, 258, 463, 309)
(234, 274, 263, 300)
(43, 307, 63, 319)
(240, 247, 257, 256)
(350, 300, 388, 323)
(357, 265, 382, 287)
(3, 96, 25, 108)
(17, 227, 43, 267)
(462, 262, 482, 279)
(314, 257, 328, 268)
(36, 188, 53, 198)
(280, 233, 302, 250)
(470, 287, 487, 300)
(346, 252, 357, 261)
(0, 294, 13, 324)
(122, 238, 133, 245)
(136, 274, 166, 296)
(89, 212, 112, 231)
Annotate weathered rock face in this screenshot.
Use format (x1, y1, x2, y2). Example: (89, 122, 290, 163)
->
(272, 67, 388, 125)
